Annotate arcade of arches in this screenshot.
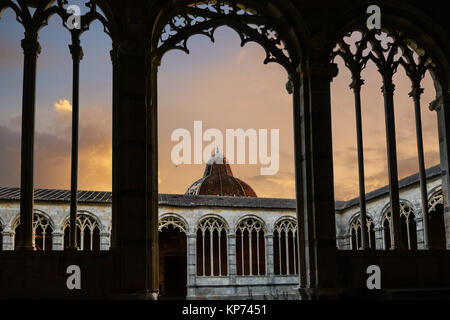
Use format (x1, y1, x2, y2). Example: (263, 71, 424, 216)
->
(0, 0, 450, 299)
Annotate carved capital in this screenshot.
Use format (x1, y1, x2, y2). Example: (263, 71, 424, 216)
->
(381, 81, 395, 96)
(304, 59, 338, 82)
(408, 86, 424, 99)
(69, 44, 84, 61)
(349, 78, 365, 91)
(21, 38, 41, 56)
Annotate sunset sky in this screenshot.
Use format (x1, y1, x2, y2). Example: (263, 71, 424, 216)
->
(0, 7, 440, 201)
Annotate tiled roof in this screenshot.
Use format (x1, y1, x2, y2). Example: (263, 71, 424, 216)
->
(334, 164, 442, 211)
(0, 186, 295, 209)
(0, 164, 442, 210)
(0, 187, 112, 203)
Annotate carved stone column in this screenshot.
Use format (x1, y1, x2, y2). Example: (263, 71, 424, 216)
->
(381, 77, 403, 249)
(16, 35, 41, 251)
(112, 34, 156, 298)
(434, 93, 450, 249)
(265, 234, 275, 277)
(227, 233, 237, 281)
(297, 58, 339, 298)
(52, 230, 64, 251)
(2, 229, 15, 251)
(100, 231, 111, 251)
(186, 233, 197, 298)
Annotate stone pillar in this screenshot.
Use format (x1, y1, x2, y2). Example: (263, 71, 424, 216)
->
(16, 35, 41, 251)
(298, 58, 339, 298)
(2, 230, 15, 251)
(112, 28, 157, 298)
(68, 34, 83, 250)
(265, 234, 275, 276)
(227, 234, 237, 280)
(100, 231, 111, 251)
(434, 94, 450, 249)
(186, 234, 197, 298)
(415, 217, 424, 250)
(52, 230, 64, 251)
(374, 227, 383, 250)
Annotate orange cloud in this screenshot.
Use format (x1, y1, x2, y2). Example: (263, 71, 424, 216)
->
(54, 99, 72, 112)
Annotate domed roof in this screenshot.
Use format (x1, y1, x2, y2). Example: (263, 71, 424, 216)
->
(185, 149, 257, 197)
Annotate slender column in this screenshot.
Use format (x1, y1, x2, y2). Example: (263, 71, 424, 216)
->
(80, 231, 84, 250)
(381, 77, 403, 249)
(110, 44, 118, 249)
(351, 79, 369, 249)
(218, 232, 222, 276)
(294, 231, 298, 274)
(285, 231, 290, 275)
(147, 54, 160, 297)
(210, 230, 213, 276)
(410, 85, 430, 249)
(249, 231, 253, 275)
(68, 33, 83, 250)
(406, 217, 411, 249)
(288, 70, 307, 288)
(16, 35, 41, 251)
(278, 232, 282, 273)
(256, 230, 260, 275)
(241, 230, 244, 275)
(202, 230, 205, 276)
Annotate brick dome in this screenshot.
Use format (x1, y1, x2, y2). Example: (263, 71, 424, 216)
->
(185, 150, 257, 197)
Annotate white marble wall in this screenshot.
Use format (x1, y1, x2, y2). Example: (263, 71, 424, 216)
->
(335, 175, 444, 250)
(0, 177, 448, 298)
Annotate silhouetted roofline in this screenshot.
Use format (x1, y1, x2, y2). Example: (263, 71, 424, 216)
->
(0, 164, 442, 210)
(334, 164, 442, 211)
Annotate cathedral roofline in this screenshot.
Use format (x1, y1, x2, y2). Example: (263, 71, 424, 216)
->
(0, 164, 442, 209)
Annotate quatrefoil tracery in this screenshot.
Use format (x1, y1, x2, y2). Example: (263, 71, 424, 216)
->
(0, 0, 111, 37)
(155, 0, 293, 72)
(331, 29, 437, 91)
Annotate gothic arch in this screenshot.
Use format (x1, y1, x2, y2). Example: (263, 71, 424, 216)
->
(62, 210, 103, 231)
(273, 216, 298, 275)
(62, 210, 102, 251)
(328, 2, 450, 88)
(194, 214, 229, 233)
(0, 0, 112, 38)
(158, 214, 188, 233)
(149, 0, 306, 73)
(348, 213, 376, 250)
(12, 209, 55, 230)
(235, 215, 266, 276)
(196, 215, 228, 276)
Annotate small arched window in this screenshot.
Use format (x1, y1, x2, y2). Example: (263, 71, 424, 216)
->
(273, 218, 298, 275)
(349, 215, 376, 250)
(382, 202, 417, 250)
(236, 217, 266, 276)
(14, 212, 53, 251)
(196, 217, 228, 276)
(428, 190, 446, 249)
(63, 213, 101, 251)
